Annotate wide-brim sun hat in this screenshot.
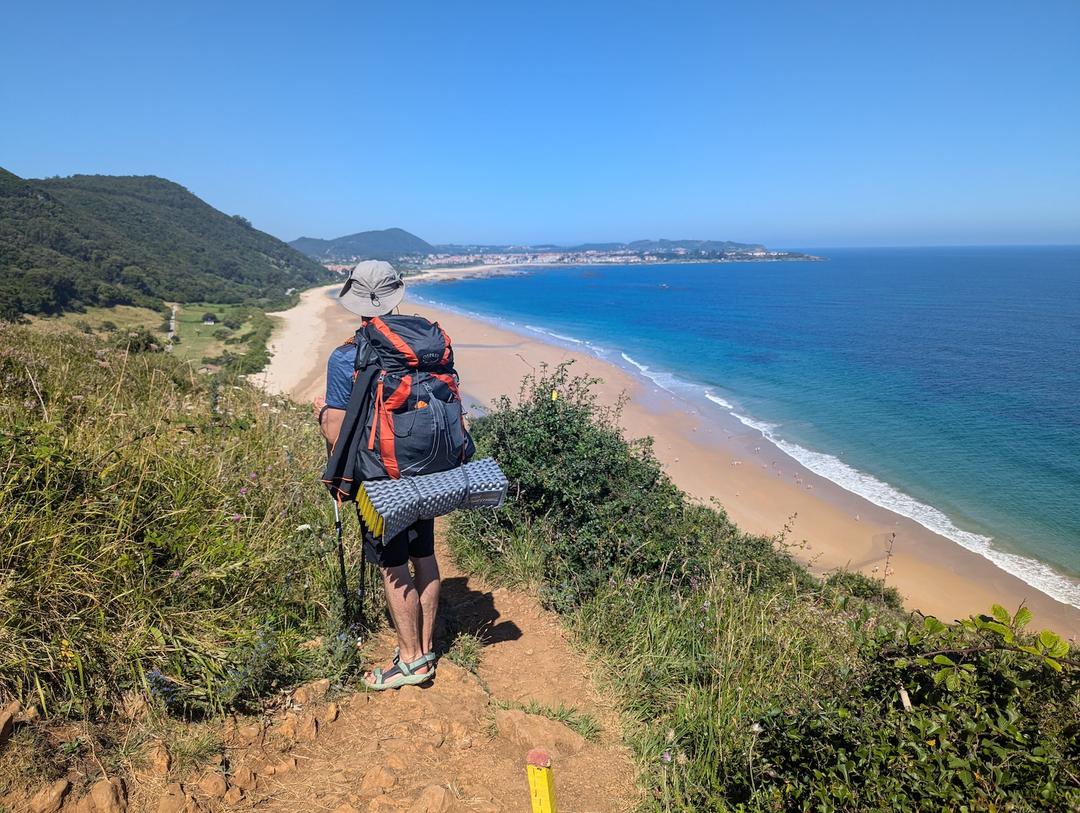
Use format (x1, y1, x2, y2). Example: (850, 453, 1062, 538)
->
(336, 260, 406, 317)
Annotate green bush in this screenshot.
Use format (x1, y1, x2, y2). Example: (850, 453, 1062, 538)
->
(452, 363, 811, 612)
(448, 363, 1080, 810)
(0, 324, 360, 719)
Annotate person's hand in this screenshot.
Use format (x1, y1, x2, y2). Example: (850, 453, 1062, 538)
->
(312, 394, 326, 423)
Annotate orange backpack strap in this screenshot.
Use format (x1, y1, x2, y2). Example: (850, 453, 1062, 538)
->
(369, 316, 419, 368)
(371, 376, 412, 479)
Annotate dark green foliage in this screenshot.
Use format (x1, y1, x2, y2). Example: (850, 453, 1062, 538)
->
(825, 568, 904, 610)
(0, 325, 361, 719)
(448, 364, 1079, 810)
(453, 363, 809, 612)
(755, 610, 1079, 810)
(112, 326, 163, 353)
(0, 168, 332, 319)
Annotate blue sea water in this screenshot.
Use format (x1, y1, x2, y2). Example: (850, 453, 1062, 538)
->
(412, 247, 1080, 608)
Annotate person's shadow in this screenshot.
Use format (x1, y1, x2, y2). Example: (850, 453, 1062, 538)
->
(434, 575, 522, 656)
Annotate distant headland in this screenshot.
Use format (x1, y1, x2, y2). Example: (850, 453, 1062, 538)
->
(289, 227, 822, 268)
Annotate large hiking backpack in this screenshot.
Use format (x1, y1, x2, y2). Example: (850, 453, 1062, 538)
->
(322, 315, 475, 500)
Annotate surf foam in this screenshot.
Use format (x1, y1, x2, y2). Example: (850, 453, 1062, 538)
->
(709, 402, 1080, 609)
(411, 291, 1080, 610)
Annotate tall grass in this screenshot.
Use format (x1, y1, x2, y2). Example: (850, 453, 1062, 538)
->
(0, 324, 361, 720)
(449, 363, 1080, 811)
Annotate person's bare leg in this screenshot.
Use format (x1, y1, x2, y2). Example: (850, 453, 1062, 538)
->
(411, 554, 441, 655)
(368, 563, 426, 680)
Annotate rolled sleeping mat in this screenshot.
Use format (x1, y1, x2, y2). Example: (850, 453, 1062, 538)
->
(357, 457, 508, 542)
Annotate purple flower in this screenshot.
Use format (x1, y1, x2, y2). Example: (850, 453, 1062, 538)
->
(238, 487, 248, 496)
(230, 514, 244, 522)
(661, 750, 672, 764)
(249, 473, 258, 481)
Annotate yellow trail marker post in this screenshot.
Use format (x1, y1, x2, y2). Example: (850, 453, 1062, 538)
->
(526, 748, 557, 813)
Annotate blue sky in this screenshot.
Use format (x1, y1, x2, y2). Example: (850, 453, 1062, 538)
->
(3, 1, 1079, 247)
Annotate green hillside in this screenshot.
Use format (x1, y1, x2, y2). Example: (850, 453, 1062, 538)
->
(290, 227, 435, 261)
(0, 168, 332, 320)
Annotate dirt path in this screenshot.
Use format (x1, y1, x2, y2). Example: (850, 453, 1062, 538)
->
(108, 529, 638, 813)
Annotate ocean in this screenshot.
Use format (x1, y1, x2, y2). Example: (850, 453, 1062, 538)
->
(411, 247, 1080, 608)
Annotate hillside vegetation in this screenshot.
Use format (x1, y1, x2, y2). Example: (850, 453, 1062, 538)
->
(449, 364, 1080, 811)
(0, 325, 369, 792)
(2, 324, 1076, 809)
(0, 168, 331, 319)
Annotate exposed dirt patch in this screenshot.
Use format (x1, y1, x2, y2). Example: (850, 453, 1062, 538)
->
(5, 533, 637, 812)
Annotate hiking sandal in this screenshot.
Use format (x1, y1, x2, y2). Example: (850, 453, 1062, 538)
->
(393, 647, 438, 673)
(364, 653, 434, 691)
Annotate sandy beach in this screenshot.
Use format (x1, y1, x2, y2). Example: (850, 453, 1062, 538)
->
(259, 281, 1080, 638)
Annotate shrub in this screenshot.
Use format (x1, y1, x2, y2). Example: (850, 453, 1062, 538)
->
(452, 363, 810, 611)
(825, 568, 904, 610)
(448, 363, 1079, 810)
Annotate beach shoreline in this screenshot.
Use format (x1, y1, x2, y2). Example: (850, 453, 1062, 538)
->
(257, 282, 1080, 637)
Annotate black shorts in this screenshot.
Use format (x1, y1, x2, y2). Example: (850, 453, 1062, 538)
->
(360, 515, 436, 569)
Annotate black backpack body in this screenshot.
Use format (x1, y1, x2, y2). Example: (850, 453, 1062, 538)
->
(322, 315, 475, 500)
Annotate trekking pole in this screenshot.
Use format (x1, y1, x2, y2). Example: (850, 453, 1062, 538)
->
(357, 540, 367, 628)
(332, 497, 351, 623)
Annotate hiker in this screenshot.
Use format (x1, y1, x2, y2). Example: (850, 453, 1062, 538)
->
(312, 260, 449, 690)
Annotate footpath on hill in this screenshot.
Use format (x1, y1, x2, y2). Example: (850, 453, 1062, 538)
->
(53, 530, 635, 813)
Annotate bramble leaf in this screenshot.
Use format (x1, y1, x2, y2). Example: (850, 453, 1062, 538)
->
(1037, 630, 1060, 651)
(1014, 606, 1032, 629)
(923, 617, 946, 635)
(991, 604, 1010, 624)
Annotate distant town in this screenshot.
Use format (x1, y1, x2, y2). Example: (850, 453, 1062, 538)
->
(291, 228, 822, 271)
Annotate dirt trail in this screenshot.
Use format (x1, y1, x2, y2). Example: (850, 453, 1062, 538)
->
(99, 528, 638, 813)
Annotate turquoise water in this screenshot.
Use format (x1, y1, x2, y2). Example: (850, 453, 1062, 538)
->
(412, 247, 1080, 608)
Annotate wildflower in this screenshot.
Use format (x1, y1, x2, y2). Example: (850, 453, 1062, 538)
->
(230, 514, 244, 522)
(249, 472, 258, 480)
(750, 722, 763, 735)
(661, 750, 672, 764)
(295, 524, 312, 532)
(676, 752, 688, 766)
(238, 487, 248, 496)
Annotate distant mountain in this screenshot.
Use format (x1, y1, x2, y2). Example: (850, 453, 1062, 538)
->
(0, 169, 332, 319)
(290, 228, 434, 261)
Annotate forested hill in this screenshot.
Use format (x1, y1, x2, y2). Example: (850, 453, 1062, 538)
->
(290, 227, 434, 261)
(0, 169, 332, 319)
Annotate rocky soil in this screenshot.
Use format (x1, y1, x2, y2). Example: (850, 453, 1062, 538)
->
(5, 537, 637, 813)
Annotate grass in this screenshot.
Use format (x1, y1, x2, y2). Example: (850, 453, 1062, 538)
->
(170, 302, 275, 370)
(493, 699, 601, 741)
(32, 304, 165, 334)
(448, 362, 1080, 811)
(446, 632, 485, 674)
(30, 301, 277, 373)
(0, 323, 375, 797)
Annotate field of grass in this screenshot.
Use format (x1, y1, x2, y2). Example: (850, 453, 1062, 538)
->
(32, 304, 166, 334)
(0, 324, 370, 797)
(31, 301, 277, 373)
(449, 363, 1080, 811)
